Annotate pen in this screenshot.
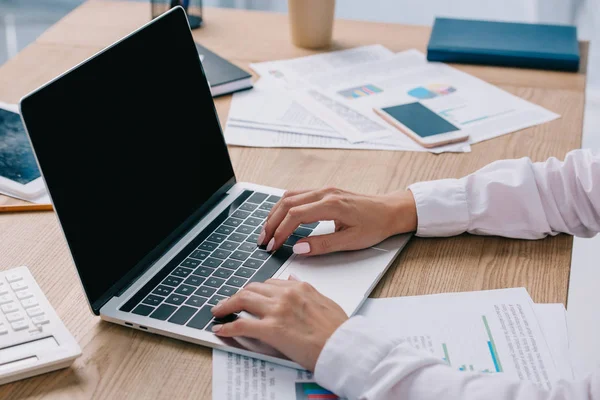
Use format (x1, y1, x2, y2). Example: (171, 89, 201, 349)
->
(0, 204, 53, 213)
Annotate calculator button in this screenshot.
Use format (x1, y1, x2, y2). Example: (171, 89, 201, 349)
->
(0, 294, 12, 305)
(0, 283, 7, 295)
(31, 315, 49, 325)
(10, 281, 28, 291)
(16, 290, 34, 300)
(6, 312, 24, 322)
(0, 324, 7, 335)
(1, 303, 18, 313)
(20, 297, 38, 308)
(26, 307, 45, 317)
(6, 273, 22, 283)
(11, 320, 29, 331)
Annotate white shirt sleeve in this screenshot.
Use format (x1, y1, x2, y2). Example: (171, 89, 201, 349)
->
(315, 317, 600, 400)
(313, 149, 600, 399)
(407, 148, 600, 239)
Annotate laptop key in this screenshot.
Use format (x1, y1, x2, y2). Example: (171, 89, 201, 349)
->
(184, 275, 205, 287)
(219, 241, 238, 251)
(142, 294, 164, 307)
(237, 242, 256, 253)
(239, 202, 258, 212)
(153, 285, 174, 296)
(199, 241, 218, 252)
(215, 225, 235, 235)
(208, 295, 227, 306)
(163, 276, 183, 287)
(223, 217, 244, 227)
(207, 233, 227, 243)
(267, 195, 281, 203)
(149, 304, 177, 321)
(229, 233, 247, 243)
(221, 259, 242, 270)
(284, 235, 302, 246)
(212, 249, 232, 260)
(195, 286, 216, 297)
(234, 267, 255, 279)
(213, 268, 233, 279)
(202, 258, 223, 268)
(252, 210, 269, 219)
(132, 304, 154, 316)
(165, 294, 187, 306)
(185, 295, 207, 308)
(181, 258, 201, 269)
(230, 250, 251, 261)
(189, 250, 210, 260)
(247, 193, 269, 204)
(206, 277, 226, 288)
(168, 306, 197, 325)
(175, 284, 196, 296)
(217, 286, 238, 297)
(226, 276, 247, 288)
(245, 217, 263, 227)
(193, 266, 215, 277)
(249, 245, 294, 284)
(247, 233, 260, 243)
(294, 227, 313, 237)
(254, 226, 264, 234)
(251, 250, 270, 261)
(172, 267, 193, 278)
(235, 225, 254, 235)
(259, 203, 274, 211)
(232, 210, 251, 219)
(243, 258, 263, 269)
(186, 306, 214, 330)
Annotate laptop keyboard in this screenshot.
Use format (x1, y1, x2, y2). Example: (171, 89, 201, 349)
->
(120, 190, 319, 332)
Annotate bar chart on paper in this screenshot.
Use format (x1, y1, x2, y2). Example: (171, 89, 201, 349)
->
(295, 382, 339, 400)
(441, 315, 504, 374)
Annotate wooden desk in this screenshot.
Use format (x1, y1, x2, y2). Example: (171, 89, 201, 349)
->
(0, 1, 587, 398)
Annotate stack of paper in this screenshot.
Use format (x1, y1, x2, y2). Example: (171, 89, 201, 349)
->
(212, 287, 573, 399)
(224, 45, 560, 153)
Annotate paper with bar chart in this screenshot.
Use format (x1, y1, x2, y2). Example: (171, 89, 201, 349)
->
(212, 288, 570, 399)
(292, 49, 559, 147)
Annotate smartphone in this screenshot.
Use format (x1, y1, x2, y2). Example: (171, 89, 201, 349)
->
(374, 102, 469, 148)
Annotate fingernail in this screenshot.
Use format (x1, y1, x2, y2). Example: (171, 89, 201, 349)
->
(212, 300, 225, 312)
(212, 324, 222, 333)
(293, 242, 310, 254)
(288, 273, 301, 281)
(257, 228, 266, 246)
(266, 238, 275, 252)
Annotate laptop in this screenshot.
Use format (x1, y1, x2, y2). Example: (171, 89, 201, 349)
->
(19, 6, 411, 369)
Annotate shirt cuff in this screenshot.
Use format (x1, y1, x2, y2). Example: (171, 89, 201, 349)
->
(408, 179, 470, 237)
(314, 316, 408, 399)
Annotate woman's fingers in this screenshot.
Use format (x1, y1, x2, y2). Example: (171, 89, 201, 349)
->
(211, 316, 264, 339)
(292, 228, 356, 256)
(261, 188, 334, 246)
(211, 289, 271, 318)
(268, 199, 343, 251)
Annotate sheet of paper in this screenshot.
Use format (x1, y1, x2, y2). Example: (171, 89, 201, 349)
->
(212, 288, 565, 399)
(224, 125, 471, 154)
(533, 303, 573, 380)
(250, 44, 394, 89)
(293, 50, 560, 147)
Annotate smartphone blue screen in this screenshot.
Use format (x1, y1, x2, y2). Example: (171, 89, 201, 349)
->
(381, 102, 459, 138)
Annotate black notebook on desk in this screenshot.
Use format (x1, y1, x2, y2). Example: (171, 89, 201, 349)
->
(194, 43, 253, 97)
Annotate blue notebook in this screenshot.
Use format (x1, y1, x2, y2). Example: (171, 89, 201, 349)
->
(427, 18, 580, 72)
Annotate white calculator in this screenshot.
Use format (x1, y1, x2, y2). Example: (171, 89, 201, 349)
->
(0, 266, 81, 385)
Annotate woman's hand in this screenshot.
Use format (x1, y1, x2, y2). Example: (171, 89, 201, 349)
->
(257, 187, 418, 256)
(211, 277, 348, 371)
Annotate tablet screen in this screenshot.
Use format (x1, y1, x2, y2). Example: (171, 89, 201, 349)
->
(0, 107, 40, 185)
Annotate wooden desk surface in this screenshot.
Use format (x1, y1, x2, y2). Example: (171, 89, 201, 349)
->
(0, 1, 587, 398)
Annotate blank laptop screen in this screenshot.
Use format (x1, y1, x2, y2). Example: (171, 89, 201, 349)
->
(20, 8, 235, 312)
